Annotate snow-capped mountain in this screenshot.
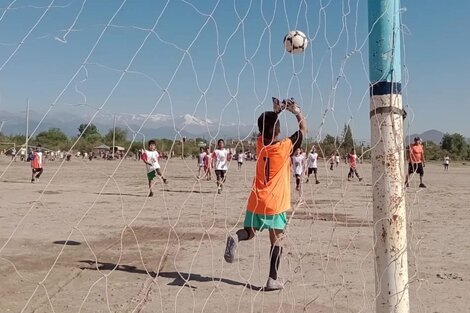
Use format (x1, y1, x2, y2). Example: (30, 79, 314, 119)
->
(0, 110, 254, 139)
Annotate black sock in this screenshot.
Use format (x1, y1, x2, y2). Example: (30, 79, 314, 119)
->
(236, 229, 249, 241)
(269, 245, 282, 280)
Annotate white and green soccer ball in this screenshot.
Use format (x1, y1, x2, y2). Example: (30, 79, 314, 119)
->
(283, 30, 308, 54)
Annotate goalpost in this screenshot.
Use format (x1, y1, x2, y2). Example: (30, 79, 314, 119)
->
(0, 1, 418, 312)
(369, 0, 409, 312)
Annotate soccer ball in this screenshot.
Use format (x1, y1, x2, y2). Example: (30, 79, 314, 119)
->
(283, 30, 308, 54)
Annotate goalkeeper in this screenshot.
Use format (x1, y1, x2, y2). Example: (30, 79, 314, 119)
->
(224, 97, 307, 290)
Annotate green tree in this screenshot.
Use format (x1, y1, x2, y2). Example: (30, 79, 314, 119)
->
(319, 134, 338, 157)
(341, 123, 354, 151)
(441, 133, 468, 159)
(322, 134, 336, 145)
(73, 131, 102, 153)
(103, 127, 127, 146)
(78, 123, 100, 139)
(35, 128, 69, 150)
(8, 135, 27, 146)
(422, 141, 442, 161)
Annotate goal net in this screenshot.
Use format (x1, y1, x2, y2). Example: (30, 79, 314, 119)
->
(0, 1, 424, 312)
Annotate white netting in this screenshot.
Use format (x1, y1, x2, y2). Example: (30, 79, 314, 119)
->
(0, 0, 444, 312)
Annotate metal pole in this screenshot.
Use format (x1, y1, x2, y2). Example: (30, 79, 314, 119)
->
(368, 1, 409, 313)
(112, 115, 116, 160)
(25, 99, 30, 159)
(0, 120, 5, 133)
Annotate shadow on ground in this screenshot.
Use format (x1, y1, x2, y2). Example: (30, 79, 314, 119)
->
(79, 260, 263, 291)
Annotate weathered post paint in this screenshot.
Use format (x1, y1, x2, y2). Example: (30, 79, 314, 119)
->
(368, 0, 409, 312)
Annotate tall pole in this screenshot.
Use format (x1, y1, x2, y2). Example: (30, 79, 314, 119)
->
(25, 99, 30, 158)
(0, 120, 5, 133)
(112, 114, 116, 160)
(368, 1, 409, 313)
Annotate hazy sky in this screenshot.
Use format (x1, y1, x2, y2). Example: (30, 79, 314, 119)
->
(0, 0, 469, 140)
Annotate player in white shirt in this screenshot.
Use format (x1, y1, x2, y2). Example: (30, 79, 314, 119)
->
(19, 147, 26, 161)
(212, 139, 231, 194)
(141, 140, 167, 197)
(11, 147, 17, 161)
(197, 147, 207, 179)
(291, 147, 305, 191)
(335, 153, 340, 167)
(306, 146, 320, 184)
(443, 154, 450, 171)
(237, 150, 245, 170)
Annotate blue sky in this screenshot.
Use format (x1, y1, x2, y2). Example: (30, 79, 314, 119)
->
(0, 0, 469, 140)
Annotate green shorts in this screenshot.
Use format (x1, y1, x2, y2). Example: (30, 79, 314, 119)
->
(147, 169, 161, 180)
(244, 211, 287, 231)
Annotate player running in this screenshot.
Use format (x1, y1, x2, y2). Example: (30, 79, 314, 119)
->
(141, 140, 167, 197)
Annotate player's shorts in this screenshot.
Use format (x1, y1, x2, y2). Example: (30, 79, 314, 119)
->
(244, 210, 287, 231)
(215, 170, 226, 180)
(147, 168, 162, 180)
(307, 167, 317, 175)
(32, 168, 43, 173)
(408, 162, 424, 176)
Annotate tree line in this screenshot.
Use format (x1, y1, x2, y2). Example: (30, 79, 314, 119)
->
(1, 123, 469, 161)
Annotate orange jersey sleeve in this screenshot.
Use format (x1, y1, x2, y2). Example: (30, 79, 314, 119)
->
(246, 136, 294, 215)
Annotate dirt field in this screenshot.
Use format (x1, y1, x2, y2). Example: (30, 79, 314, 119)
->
(0, 156, 468, 312)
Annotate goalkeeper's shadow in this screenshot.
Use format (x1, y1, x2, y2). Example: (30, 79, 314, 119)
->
(79, 260, 262, 291)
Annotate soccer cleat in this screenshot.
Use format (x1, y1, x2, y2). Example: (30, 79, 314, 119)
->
(359, 178, 363, 182)
(419, 183, 426, 188)
(31, 179, 34, 183)
(305, 179, 309, 183)
(265, 277, 284, 291)
(315, 180, 320, 184)
(224, 235, 237, 263)
(217, 187, 222, 194)
(163, 178, 168, 184)
(148, 191, 154, 197)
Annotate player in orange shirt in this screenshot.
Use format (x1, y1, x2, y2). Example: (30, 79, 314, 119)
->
(347, 148, 363, 182)
(405, 137, 426, 188)
(223, 97, 307, 290)
(30, 145, 44, 183)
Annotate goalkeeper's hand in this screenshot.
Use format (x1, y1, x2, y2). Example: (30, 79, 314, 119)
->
(272, 97, 285, 114)
(283, 98, 301, 115)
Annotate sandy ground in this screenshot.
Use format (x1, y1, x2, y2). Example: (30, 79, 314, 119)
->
(0, 156, 469, 312)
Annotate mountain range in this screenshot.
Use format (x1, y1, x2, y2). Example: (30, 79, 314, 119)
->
(408, 129, 445, 145)
(0, 110, 257, 140)
(0, 110, 464, 144)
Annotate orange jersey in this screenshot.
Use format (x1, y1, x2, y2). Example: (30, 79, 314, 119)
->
(246, 136, 295, 215)
(348, 153, 358, 168)
(408, 144, 424, 163)
(31, 151, 43, 169)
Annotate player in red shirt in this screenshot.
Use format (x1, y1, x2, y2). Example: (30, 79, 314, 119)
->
(405, 137, 426, 188)
(347, 148, 363, 182)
